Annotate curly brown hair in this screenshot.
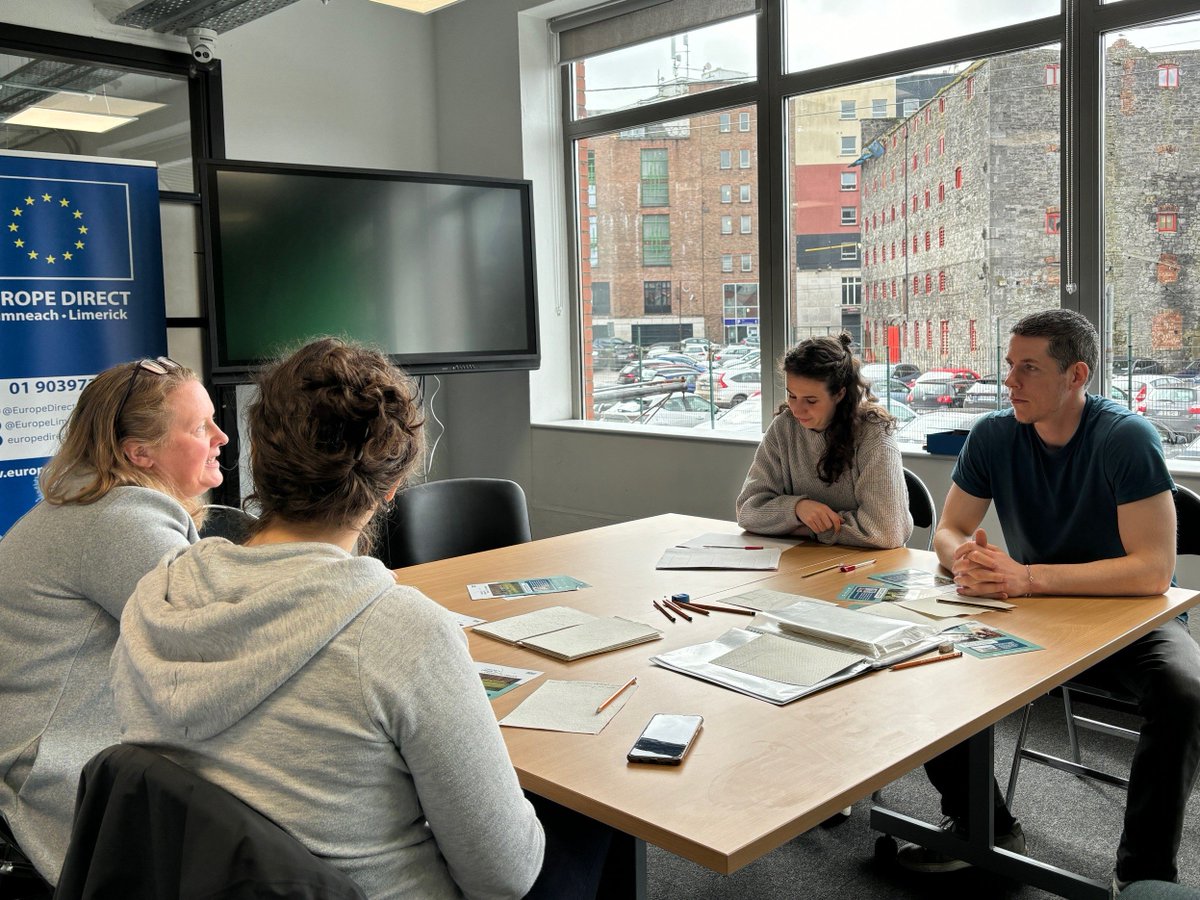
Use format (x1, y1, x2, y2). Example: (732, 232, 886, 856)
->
(780, 333, 894, 484)
(246, 338, 424, 548)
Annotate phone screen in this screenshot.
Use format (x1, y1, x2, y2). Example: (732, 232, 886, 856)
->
(627, 714, 703, 765)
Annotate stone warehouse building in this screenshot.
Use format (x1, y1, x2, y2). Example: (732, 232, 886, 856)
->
(859, 40, 1200, 375)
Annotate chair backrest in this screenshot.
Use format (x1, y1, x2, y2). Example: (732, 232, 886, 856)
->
(379, 477, 532, 569)
(197, 504, 256, 544)
(56, 745, 365, 900)
(902, 468, 938, 550)
(1174, 483, 1200, 557)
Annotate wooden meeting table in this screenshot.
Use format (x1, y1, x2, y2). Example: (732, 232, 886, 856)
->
(393, 513, 1199, 900)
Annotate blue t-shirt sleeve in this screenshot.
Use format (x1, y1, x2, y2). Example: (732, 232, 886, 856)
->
(950, 414, 997, 500)
(1105, 414, 1175, 505)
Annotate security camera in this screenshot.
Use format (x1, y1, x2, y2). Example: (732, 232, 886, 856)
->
(185, 28, 216, 64)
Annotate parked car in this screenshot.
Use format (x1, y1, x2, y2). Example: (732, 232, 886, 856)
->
(961, 374, 1010, 412)
(877, 401, 917, 426)
(694, 367, 762, 408)
(1141, 384, 1200, 437)
(616, 359, 700, 385)
(1112, 357, 1163, 376)
(867, 377, 913, 406)
(926, 366, 982, 381)
(907, 371, 978, 411)
(1109, 375, 1187, 413)
(860, 362, 922, 387)
(646, 353, 707, 372)
(1171, 359, 1200, 382)
(592, 337, 637, 368)
(712, 345, 758, 366)
(645, 342, 682, 358)
(894, 410, 987, 448)
(598, 393, 719, 428)
(692, 396, 766, 436)
(680, 338, 716, 357)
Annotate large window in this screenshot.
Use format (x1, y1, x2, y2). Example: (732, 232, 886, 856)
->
(562, 0, 1198, 446)
(640, 148, 669, 206)
(641, 214, 671, 266)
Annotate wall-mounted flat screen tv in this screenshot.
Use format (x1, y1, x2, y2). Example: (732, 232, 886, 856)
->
(202, 159, 539, 379)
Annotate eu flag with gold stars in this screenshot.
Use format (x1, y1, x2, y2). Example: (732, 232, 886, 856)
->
(0, 175, 132, 280)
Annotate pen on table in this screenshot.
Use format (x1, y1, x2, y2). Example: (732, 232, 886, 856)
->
(701, 544, 764, 550)
(801, 561, 845, 578)
(652, 600, 676, 623)
(839, 558, 877, 573)
(889, 650, 963, 671)
(595, 676, 637, 714)
(676, 599, 755, 616)
(663, 598, 694, 621)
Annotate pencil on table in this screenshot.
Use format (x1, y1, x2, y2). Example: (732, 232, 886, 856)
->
(652, 600, 676, 623)
(676, 600, 754, 616)
(595, 676, 637, 714)
(664, 598, 693, 621)
(889, 650, 962, 671)
(669, 598, 708, 616)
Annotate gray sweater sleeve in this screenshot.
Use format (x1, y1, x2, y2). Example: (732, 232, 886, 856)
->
(79, 488, 198, 619)
(358, 591, 544, 900)
(735, 413, 811, 535)
(826, 426, 912, 549)
(736, 413, 912, 548)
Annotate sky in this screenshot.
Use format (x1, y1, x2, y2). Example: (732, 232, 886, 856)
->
(580, 2, 1200, 116)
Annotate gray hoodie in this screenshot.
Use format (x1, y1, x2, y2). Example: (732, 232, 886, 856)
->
(111, 539, 543, 900)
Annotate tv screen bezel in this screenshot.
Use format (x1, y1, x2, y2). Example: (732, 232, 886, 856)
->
(200, 158, 540, 382)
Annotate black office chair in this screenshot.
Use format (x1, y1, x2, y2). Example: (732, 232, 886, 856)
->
(902, 468, 938, 551)
(0, 817, 51, 899)
(55, 745, 365, 900)
(197, 504, 257, 544)
(1004, 484, 1200, 807)
(378, 477, 532, 568)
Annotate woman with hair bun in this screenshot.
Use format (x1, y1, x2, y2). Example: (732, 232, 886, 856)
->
(736, 333, 912, 549)
(111, 338, 545, 900)
(0, 356, 226, 886)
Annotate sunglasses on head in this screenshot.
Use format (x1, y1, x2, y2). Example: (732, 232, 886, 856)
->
(115, 356, 183, 437)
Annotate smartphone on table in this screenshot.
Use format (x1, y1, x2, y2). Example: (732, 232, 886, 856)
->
(627, 714, 703, 765)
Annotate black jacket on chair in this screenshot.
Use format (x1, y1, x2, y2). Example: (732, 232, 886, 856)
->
(54, 745, 365, 900)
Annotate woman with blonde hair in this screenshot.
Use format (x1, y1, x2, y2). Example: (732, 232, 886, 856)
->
(736, 333, 912, 548)
(112, 338, 546, 900)
(0, 356, 228, 885)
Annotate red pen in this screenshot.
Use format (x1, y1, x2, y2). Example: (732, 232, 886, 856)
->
(839, 558, 877, 573)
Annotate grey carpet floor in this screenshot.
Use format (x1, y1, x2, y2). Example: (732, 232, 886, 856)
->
(646, 623, 1200, 899)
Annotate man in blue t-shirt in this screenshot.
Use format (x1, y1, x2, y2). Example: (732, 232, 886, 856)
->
(896, 310, 1200, 890)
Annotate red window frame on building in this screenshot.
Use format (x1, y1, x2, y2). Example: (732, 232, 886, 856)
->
(938, 135, 945, 156)
(969, 319, 978, 352)
(913, 275, 920, 295)
(924, 189, 931, 208)
(938, 226, 945, 247)
(1045, 209, 1061, 234)
(912, 235, 919, 254)
(938, 182, 945, 203)
(939, 271, 947, 293)
(924, 231, 931, 251)
(955, 167, 964, 189)
(925, 273, 933, 293)
(940, 320, 949, 355)
(1045, 64, 1060, 87)
(1158, 207, 1179, 233)
(1158, 64, 1180, 89)
(966, 76, 975, 99)
(938, 97, 945, 113)
(926, 320, 933, 351)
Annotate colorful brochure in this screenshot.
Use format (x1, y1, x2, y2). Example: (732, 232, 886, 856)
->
(869, 568, 955, 589)
(466, 575, 590, 601)
(475, 662, 542, 700)
(941, 621, 1043, 658)
(837, 584, 945, 603)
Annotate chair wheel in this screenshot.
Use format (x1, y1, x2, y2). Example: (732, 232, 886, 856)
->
(875, 835, 898, 862)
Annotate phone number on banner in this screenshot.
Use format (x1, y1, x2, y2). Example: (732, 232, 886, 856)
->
(0, 375, 91, 462)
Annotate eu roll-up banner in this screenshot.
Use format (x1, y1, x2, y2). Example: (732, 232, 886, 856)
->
(0, 150, 166, 536)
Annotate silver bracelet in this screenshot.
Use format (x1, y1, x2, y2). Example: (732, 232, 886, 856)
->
(1024, 563, 1034, 597)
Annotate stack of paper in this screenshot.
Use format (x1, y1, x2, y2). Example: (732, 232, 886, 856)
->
(655, 546, 781, 570)
(473, 606, 662, 661)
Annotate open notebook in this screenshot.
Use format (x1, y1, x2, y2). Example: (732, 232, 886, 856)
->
(651, 595, 943, 704)
(473, 605, 662, 661)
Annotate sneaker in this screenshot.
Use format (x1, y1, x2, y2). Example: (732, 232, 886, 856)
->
(896, 818, 1026, 874)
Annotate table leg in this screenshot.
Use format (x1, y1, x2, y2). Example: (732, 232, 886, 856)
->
(869, 726, 1110, 900)
(596, 832, 647, 900)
